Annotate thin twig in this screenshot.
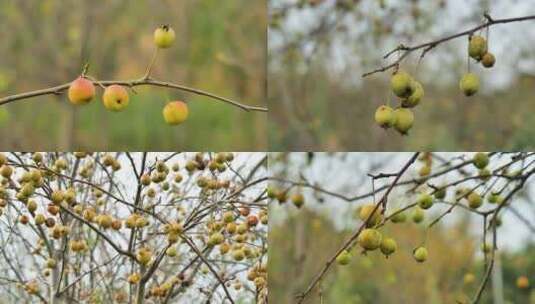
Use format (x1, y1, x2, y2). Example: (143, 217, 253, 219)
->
(143, 48, 159, 79)
(363, 14, 535, 77)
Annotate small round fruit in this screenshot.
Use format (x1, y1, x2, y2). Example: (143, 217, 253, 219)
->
(32, 153, 43, 163)
(413, 246, 428, 263)
(336, 250, 351, 265)
(19, 215, 29, 224)
(27, 200, 37, 213)
(478, 168, 491, 181)
(393, 108, 414, 135)
(402, 81, 424, 108)
(412, 207, 425, 223)
(391, 71, 413, 98)
(226, 222, 237, 234)
(154, 25, 176, 48)
(418, 165, 431, 177)
(390, 209, 406, 223)
(481, 243, 491, 254)
(208, 232, 224, 246)
(487, 192, 503, 204)
(460, 73, 479, 97)
(21, 183, 35, 197)
(136, 248, 153, 265)
(111, 219, 122, 230)
(463, 273, 475, 285)
(291, 193, 304, 208)
(374, 105, 395, 128)
(0, 165, 12, 178)
(163, 101, 189, 125)
(380, 238, 397, 257)
(434, 187, 447, 200)
(417, 193, 433, 210)
(222, 211, 234, 223)
(219, 243, 230, 255)
(267, 187, 277, 199)
(467, 192, 483, 209)
(51, 190, 64, 205)
(98, 214, 113, 229)
(516, 275, 529, 289)
(46, 258, 57, 269)
(358, 205, 383, 227)
(468, 35, 488, 61)
(472, 152, 489, 169)
(128, 273, 141, 285)
(276, 190, 287, 203)
(34, 214, 46, 225)
(247, 215, 259, 227)
(481, 52, 495, 68)
(68, 77, 95, 105)
(102, 85, 129, 112)
(232, 249, 245, 261)
(141, 174, 151, 186)
(357, 228, 382, 251)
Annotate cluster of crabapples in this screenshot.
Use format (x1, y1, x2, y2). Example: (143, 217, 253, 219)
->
(335, 204, 427, 267)
(418, 152, 507, 211)
(67, 25, 189, 126)
(0, 152, 266, 298)
(266, 186, 305, 209)
(459, 34, 496, 97)
(335, 152, 505, 267)
(374, 70, 424, 135)
(375, 35, 496, 133)
(143, 153, 267, 296)
(126, 152, 268, 297)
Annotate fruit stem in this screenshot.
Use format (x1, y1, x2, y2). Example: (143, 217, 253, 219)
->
(81, 63, 90, 77)
(143, 48, 159, 80)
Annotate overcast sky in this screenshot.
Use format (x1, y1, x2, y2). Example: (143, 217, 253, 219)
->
(270, 0, 535, 91)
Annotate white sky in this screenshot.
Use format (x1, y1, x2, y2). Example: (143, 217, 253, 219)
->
(270, 0, 535, 91)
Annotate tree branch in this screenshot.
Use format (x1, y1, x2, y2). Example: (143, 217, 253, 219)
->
(296, 152, 420, 303)
(0, 78, 267, 112)
(363, 14, 535, 77)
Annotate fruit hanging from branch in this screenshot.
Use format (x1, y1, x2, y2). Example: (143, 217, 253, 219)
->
(154, 25, 176, 49)
(0, 25, 266, 129)
(68, 77, 95, 105)
(365, 13, 535, 136)
(102, 85, 130, 112)
(375, 71, 420, 135)
(163, 101, 189, 125)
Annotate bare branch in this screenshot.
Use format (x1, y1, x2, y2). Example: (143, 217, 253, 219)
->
(363, 14, 535, 77)
(0, 78, 267, 112)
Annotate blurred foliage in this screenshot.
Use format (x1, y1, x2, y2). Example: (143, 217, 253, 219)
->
(269, 67, 535, 151)
(494, 244, 535, 304)
(269, 209, 535, 303)
(0, 0, 266, 150)
(268, 0, 535, 151)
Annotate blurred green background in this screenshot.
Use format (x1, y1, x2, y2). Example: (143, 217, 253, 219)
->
(269, 0, 535, 151)
(0, 0, 266, 150)
(270, 210, 535, 304)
